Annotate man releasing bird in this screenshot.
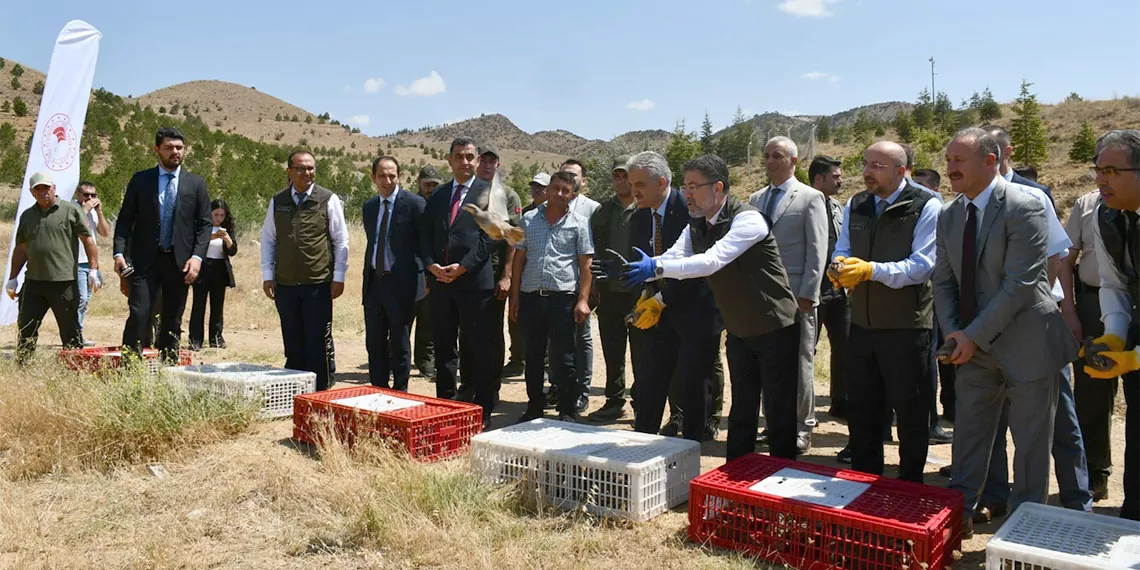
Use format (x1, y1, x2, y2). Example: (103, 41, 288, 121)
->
(462, 174, 525, 245)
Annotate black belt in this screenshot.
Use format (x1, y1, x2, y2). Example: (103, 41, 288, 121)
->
(157, 247, 174, 254)
(525, 289, 572, 297)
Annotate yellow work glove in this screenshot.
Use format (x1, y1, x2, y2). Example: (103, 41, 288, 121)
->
(1080, 334, 1125, 358)
(836, 256, 873, 289)
(827, 256, 844, 290)
(626, 291, 664, 330)
(1084, 348, 1140, 379)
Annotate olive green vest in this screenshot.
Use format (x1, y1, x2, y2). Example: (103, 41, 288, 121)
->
(273, 185, 333, 286)
(846, 185, 935, 330)
(689, 195, 798, 338)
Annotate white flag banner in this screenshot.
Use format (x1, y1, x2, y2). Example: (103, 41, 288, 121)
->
(0, 20, 101, 325)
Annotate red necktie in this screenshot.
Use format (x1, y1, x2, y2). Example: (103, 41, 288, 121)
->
(448, 184, 465, 225)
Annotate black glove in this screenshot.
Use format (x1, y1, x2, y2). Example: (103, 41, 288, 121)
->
(590, 249, 629, 281)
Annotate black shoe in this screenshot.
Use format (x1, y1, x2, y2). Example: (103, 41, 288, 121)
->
(557, 413, 578, 423)
(587, 399, 625, 422)
(836, 444, 852, 464)
(575, 395, 589, 414)
(456, 385, 475, 403)
(502, 360, 525, 378)
(703, 417, 720, 441)
(209, 336, 227, 349)
(544, 389, 559, 410)
(660, 414, 683, 437)
(1092, 479, 1110, 502)
(929, 424, 953, 444)
(796, 432, 811, 455)
(756, 429, 769, 445)
(517, 409, 544, 423)
(938, 465, 952, 477)
(962, 518, 974, 539)
(187, 340, 202, 352)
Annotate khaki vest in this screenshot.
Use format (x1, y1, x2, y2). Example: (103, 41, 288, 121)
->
(273, 185, 333, 286)
(690, 196, 798, 338)
(846, 185, 935, 330)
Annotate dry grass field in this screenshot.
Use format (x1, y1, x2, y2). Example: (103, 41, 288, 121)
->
(0, 173, 1131, 570)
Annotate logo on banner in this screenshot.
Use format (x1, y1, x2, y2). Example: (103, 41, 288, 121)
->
(40, 113, 77, 171)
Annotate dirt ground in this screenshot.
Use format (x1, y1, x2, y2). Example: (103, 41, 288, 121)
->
(0, 227, 1133, 568)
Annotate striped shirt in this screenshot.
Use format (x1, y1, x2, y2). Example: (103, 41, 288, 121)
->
(517, 204, 594, 293)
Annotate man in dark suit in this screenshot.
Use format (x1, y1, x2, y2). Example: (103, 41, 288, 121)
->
(114, 127, 211, 361)
(623, 151, 721, 442)
(363, 156, 428, 390)
(423, 137, 497, 426)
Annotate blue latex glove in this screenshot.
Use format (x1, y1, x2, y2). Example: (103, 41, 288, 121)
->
(620, 247, 657, 288)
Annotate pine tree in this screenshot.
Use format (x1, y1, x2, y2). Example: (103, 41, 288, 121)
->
(12, 97, 27, 117)
(699, 112, 715, 154)
(892, 112, 914, 142)
(977, 87, 1002, 121)
(816, 118, 832, 143)
(665, 120, 701, 182)
(1010, 80, 1048, 168)
(1069, 121, 1097, 163)
(912, 89, 934, 129)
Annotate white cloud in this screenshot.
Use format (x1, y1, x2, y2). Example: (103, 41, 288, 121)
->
(394, 71, 446, 97)
(800, 71, 840, 83)
(347, 114, 370, 126)
(777, 0, 840, 18)
(625, 98, 655, 112)
(363, 77, 386, 93)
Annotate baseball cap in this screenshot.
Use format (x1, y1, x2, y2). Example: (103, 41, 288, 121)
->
(531, 172, 551, 186)
(479, 143, 500, 160)
(28, 171, 53, 188)
(612, 155, 632, 172)
(417, 165, 442, 183)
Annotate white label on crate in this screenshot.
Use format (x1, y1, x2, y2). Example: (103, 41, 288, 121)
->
(333, 393, 425, 413)
(748, 467, 870, 509)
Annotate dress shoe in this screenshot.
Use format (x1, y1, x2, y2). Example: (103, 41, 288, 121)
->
(929, 424, 953, 444)
(796, 433, 811, 455)
(482, 416, 492, 430)
(836, 444, 852, 464)
(556, 413, 578, 423)
(456, 386, 475, 403)
(575, 395, 589, 414)
(1092, 479, 1110, 502)
(517, 409, 544, 423)
(660, 414, 683, 437)
(962, 518, 975, 539)
(972, 505, 994, 524)
(938, 465, 952, 477)
(756, 429, 769, 445)
(209, 336, 227, 349)
(187, 340, 202, 352)
(544, 389, 559, 409)
(501, 360, 525, 378)
(587, 399, 625, 422)
(987, 502, 1008, 518)
(704, 417, 721, 441)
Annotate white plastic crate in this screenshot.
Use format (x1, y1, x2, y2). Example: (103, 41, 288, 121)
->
(165, 362, 316, 418)
(987, 502, 1140, 570)
(470, 419, 701, 521)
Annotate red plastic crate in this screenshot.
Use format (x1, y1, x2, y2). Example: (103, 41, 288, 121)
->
(689, 454, 963, 570)
(58, 346, 192, 376)
(293, 386, 483, 462)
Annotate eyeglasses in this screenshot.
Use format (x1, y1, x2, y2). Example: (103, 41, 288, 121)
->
(681, 182, 718, 193)
(860, 160, 899, 170)
(80, 192, 97, 198)
(1090, 166, 1140, 177)
(291, 166, 316, 173)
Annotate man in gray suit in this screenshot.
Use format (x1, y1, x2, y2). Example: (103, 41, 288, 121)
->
(749, 136, 828, 452)
(933, 127, 1079, 536)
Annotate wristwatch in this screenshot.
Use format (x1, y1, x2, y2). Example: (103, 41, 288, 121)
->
(655, 264, 664, 277)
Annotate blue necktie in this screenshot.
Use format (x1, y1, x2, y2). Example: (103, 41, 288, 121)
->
(160, 173, 177, 248)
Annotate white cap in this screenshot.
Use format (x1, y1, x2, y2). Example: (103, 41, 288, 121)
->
(531, 172, 551, 186)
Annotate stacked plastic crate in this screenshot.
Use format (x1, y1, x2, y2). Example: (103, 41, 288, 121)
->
(164, 362, 316, 418)
(986, 503, 1140, 570)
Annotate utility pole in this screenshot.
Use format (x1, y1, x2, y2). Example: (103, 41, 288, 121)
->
(929, 57, 937, 99)
(747, 126, 758, 175)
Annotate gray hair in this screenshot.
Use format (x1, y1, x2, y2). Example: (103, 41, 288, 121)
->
(1095, 129, 1140, 169)
(951, 127, 1001, 162)
(626, 151, 672, 187)
(766, 136, 799, 158)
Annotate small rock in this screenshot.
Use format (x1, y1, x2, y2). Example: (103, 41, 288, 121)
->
(187, 508, 207, 519)
(147, 464, 167, 479)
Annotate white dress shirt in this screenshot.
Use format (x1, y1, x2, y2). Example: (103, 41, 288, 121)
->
(259, 183, 350, 282)
(832, 179, 941, 289)
(1093, 203, 1139, 351)
(371, 187, 400, 271)
(655, 200, 771, 280)
(759, 178, 793, 217)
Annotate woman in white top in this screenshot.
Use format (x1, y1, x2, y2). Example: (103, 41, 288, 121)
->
(188, 199, 237, 349)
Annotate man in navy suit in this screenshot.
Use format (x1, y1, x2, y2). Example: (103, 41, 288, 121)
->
(362, 156, 428, 390)
(624, 151, 721, 442)
(113, 126, 212, 361)
(423, 137, 497, 426)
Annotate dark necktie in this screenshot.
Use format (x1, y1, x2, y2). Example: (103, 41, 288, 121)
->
(765, 186, 781, 217)
(875, 199, 888, 218)
(960, 203, 978, 325)
(653, 212, 664, 256)
(375, 199, 390, 274)
(448, 184, 464, 225)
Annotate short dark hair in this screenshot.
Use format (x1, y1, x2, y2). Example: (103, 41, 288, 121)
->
(561, 158, 587, 177)
(371, 155, 400, 175)
(912, 168, 941, 188)
(549, 170, 580, 192)
(984, 125, 1013, 150)
(953, 127, 1001, 161)
(154, 126, 184, 147)
(681, 154, 730, 194)
(287, 150, 314, 168)
(808, 155, 841, 184)
(901, 144, 915, 170)
(77, 180, 96, 192)
(449, 136, 477, 155)
(1013, 166, 1039, 182)
(210, 198, 236, 235)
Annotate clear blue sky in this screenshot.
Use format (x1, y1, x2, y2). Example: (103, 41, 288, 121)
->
(3, 0, 1137, 140)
